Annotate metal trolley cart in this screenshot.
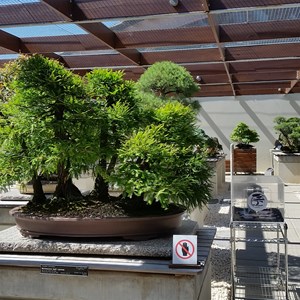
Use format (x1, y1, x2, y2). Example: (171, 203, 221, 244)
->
(230, 147, 288, 299)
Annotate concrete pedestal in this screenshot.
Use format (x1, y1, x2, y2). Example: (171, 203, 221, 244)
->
(207, 155, 226, 198)
(0, 223, 215, 300)
(272, 151, 300, 184)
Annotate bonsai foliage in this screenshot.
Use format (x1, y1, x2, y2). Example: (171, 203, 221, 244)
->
(137, 61, 200, 108)
(230, 122, 260, 148)
(84, 69, 139, 200)
(274, 116, 300, 152)
(0, 55, 96, 203)
(112, 102, 213, 210)
(0, 56, 212, 213)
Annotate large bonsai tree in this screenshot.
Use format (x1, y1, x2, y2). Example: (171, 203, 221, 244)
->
(0, 56, 212, 214)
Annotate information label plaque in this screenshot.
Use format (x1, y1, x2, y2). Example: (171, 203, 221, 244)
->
(41, 265, 88, 276)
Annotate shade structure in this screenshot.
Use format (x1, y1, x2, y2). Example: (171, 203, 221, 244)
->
(1, 0, 300, 97)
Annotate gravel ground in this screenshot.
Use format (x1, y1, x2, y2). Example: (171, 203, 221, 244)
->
(204, 183, 232, 300)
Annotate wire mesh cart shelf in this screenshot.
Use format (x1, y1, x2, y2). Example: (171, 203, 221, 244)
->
(230, 166, 288, 299)
(231, 220, 288, 300)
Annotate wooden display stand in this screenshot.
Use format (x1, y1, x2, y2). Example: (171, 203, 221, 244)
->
(233, 148, 256, 174)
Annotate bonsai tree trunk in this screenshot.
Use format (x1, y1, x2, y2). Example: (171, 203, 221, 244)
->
(94, 158, 109, 200)
(55, 161, 82, 200)
(94, 129, 110, 201)
(32, 174, 47, 204)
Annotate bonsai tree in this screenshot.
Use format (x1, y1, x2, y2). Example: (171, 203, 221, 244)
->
(83, 68, 141, 200)
(111, 102, 213, 210)
(0, 55, 212, 219)
(230, 122, 260, 149)
(274, 116, 300, 152)
(136, 61, 200, 109)
(0, 54, 97, 207)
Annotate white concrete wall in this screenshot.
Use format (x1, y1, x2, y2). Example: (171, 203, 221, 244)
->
(195, 94, 300, 173)
(0, 262, 211, 300)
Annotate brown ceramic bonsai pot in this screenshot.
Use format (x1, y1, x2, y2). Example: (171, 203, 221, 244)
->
(10, 206, 184, 239)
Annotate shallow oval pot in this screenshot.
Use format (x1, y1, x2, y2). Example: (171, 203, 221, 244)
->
(10, 207, 184, 239)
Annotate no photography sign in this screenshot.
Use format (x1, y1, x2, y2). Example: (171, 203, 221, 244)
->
(172, 235, 197, 265)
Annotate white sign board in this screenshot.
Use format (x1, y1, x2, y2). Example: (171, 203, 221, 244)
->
(172, 235, 197, 265)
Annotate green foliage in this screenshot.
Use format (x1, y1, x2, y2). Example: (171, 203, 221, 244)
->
(136, 61, 199, 106)
(111, 102, 212, 210)
(84, 69, 140, 180)
(274, 116, 300, 152)
(0, 56, 212, 212)
(0, 55, 97, 198)
(230, 122, 260, 147)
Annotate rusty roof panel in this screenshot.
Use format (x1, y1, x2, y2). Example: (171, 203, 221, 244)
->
(235, 81, 290, 90)
(115, 27, 215, 48)
(193, 74, 230, 84)
(21, 35, 109, 53)
(76, 0, 205, 19)
(198, 84, 233, 93)
(63, 54, 136, 69)
(0, 2, 66, 26)
(233, 71, 296, 82)
(227, 43, 300, 60)
(141, 48, 222, 65)
(185, 63, 228, 75)
(220, 20, 300, 42)
(235, 89, 280, 96)
(230, 59, 300, 73)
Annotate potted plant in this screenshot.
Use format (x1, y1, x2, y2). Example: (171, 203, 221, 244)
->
(0, 56, 213, 238)
(272, 116, 300, 183)
(230, 122, 260, 173)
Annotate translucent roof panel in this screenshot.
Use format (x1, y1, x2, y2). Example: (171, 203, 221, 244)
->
(1, 24, 87, 38)
(215, 6, 300, 25)
(112, 14, 208, 32)
(0, 54, 20, 60)
(138, 44, 218, 53)
(0, 0, 39, 5)
(225, 37, 300, 48)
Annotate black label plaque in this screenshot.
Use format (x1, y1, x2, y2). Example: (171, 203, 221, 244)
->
(41, 265, 88, 276)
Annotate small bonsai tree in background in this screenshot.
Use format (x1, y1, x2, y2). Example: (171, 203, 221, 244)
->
(230, 122, 260, 149)
(274, 116, 300, 152)
(137, 61, 200, 108)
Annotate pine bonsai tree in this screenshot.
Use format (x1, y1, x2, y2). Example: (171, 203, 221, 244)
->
(274, 116, 300, 152)
(230, 122, 260, 149)
(137, 61, 200, 108)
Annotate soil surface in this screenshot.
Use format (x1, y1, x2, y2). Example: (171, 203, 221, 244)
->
(19, 194, 184, 219)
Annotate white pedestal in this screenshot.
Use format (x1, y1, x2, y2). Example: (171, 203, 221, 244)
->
(272, 151, 300, 184)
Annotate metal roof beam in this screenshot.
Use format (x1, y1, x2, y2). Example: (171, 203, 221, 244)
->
(285, 70, 300, 94)
(203, 0, 236, 96)
(0, 30, 21, 53)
